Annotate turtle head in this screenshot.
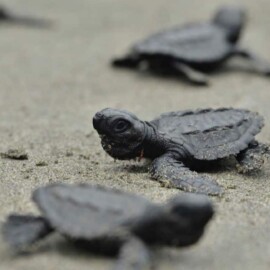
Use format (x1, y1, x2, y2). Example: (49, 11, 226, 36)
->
(213, 5, 246, 43)
(133, 194, 214, 247)
(164, 194, 214, 246)
(93, 108, 146, 160)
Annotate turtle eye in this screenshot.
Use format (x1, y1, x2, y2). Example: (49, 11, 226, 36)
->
(114, 120, 130, 133)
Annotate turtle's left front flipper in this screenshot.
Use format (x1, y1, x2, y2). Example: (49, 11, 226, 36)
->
(113, 237, 152, 270)
(150, 154, 223, 196)
(232, 48, 270, 76)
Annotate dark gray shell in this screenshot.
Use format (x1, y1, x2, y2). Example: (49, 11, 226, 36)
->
(151, 108, 264, 160)
(132, 24, 232, 63)
(33, 184, 151, 239)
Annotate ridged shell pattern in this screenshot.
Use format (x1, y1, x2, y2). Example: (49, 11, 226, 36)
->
(151, 108, 264, 160)
(133, 24, 230, 62)
(33, 184, 150, 239)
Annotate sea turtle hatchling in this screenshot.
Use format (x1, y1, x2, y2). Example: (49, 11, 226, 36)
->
(3, 183, 213, 270)
(93, 108, 270, 196)
(112, 5, 270, 85)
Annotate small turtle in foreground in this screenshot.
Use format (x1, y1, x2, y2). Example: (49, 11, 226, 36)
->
(93, 108, 270, 196)
(3, 183, 213, 270)
(112, 5, 270, 85)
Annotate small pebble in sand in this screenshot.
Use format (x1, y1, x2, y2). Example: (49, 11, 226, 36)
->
(0, 149, 28, 160)
(35, 161, 48, 167)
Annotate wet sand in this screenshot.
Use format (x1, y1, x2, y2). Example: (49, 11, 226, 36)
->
(1, 0, 270, 269)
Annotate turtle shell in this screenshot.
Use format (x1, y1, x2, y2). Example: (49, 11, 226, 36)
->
(151, 108, 264, 160)
(33, 183, 151, 239)
(132, 23, 232, 64)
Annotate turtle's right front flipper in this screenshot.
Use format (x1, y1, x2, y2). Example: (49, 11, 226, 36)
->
(2, 214, 53, 250)
(113, 237, 152, 270)
(150, 154, 223, 196)
(112, 54, 141, 69)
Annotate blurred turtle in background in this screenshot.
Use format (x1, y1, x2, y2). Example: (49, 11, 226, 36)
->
(112, 6, 270, 85)
(0, 5, 51, 28)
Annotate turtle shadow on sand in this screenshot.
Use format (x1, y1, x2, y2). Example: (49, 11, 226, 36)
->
(22, 235, 118, 259)
(6, 235, 200, 270)
(212, 60, 270, 78)
(113, 58, 270, 87)
(111, 161, 151, 174)
(111, 156, 264, 184)
(184, 158, 236, 174)
(113, 157, 234, 175)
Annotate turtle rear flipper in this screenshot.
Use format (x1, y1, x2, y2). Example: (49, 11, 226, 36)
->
(2, 214, 52, 250)
(150, 154, 223, 196)
(236, 142, 270, 173)
(232, 48, 270, 76)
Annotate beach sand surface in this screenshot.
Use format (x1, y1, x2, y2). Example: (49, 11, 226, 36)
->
(1, 0, 270, 269)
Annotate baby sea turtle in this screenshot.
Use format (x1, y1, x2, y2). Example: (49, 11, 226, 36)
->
(112, 5, 270, 85)
(93, 108, 270, 196)
(3, 183, 213, 270)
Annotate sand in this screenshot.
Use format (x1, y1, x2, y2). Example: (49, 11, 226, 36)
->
(1, 0, 270, 269)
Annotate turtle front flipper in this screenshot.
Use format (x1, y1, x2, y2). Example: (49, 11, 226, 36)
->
(231, 47, 270, 76)
(113, 237, 152, 270)
(173, 62, 210, 86)
(112, 54, 141, 69)
(2, 214, 53, 250)
(150, 154, 223, 196)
